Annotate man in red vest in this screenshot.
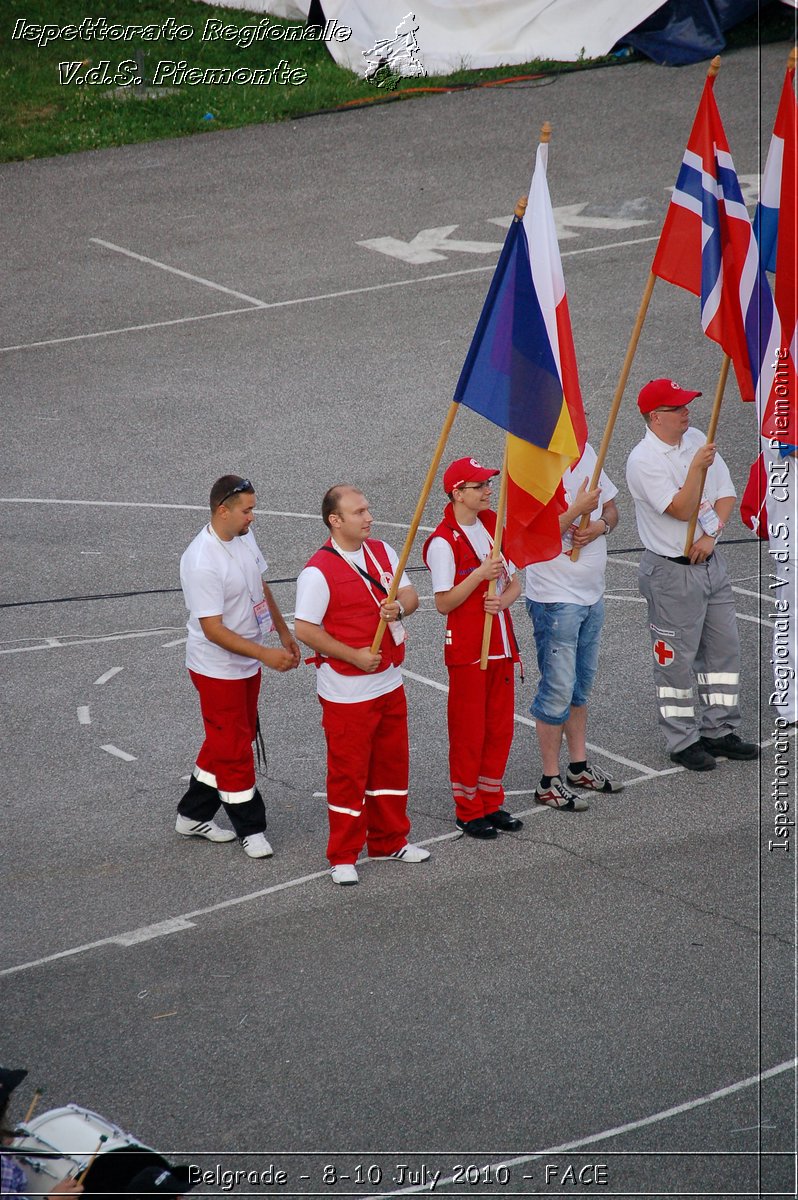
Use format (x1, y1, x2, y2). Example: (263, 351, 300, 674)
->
(294, 485, 431, 885)
(422, 457, 523, 840)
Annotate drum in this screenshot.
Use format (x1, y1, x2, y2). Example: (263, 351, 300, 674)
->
(12, 1105, 169, 1193)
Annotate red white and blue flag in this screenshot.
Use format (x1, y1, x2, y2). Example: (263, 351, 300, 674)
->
(755, 57, 797, 372)
(453, 140, 587, 566)
(651, 71, 797, 446)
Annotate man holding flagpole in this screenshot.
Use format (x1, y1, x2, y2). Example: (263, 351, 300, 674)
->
(423, 457, 523, 840)
(525, 442, 622, 809)
(626, 379, 758, 771)
(294, 484, 430, 885)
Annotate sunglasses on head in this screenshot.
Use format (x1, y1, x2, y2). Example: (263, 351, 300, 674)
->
(219, 479, 253, 504)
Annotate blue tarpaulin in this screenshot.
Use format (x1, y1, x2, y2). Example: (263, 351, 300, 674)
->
(621, 0, 768, 66)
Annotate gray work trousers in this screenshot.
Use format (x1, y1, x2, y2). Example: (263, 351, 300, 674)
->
(638, 548, 741, 754)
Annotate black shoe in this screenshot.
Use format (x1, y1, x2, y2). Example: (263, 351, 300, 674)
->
(456, 817, 499, 840)
(700, 733, 759, 761)
(670, 743, 716, 772)
(484, 808, 523, 832)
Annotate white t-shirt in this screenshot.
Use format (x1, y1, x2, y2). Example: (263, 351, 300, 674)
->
(525, 443, 618, 606)
(426, 519, 515, 660)
(295, 540, 410, 703)
(626, 426, 735, 557)
(180, 525, 267, 679)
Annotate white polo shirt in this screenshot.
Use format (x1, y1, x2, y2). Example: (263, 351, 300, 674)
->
(295, 541, 410, 703)
(180, 526, 267, 679)
(525, 443, 618, 606)
(626, 426, 735, 558)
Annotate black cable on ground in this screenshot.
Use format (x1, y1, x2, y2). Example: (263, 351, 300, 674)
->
(0, 537, 764, 609)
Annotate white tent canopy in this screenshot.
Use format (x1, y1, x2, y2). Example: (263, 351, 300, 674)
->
(200, 1, 666, 73)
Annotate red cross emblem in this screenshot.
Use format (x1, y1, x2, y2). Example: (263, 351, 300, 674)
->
(653, 639, 675, 666)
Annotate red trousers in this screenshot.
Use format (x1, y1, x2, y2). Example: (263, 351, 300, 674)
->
(189, 669, 260, 795)
(320, 686, 411, 865)
(447, 659, 515, 821)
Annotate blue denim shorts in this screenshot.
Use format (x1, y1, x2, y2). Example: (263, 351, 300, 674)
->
(526, 598, 605, 724)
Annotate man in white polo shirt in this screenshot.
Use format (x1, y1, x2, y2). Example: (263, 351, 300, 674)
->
(525, 442, 622, 810)
(626, 378, 758, 771)
(178, 475, 300, 857)
(294, 484, 430, 886)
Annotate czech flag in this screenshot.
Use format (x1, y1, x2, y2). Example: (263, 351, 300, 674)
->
(651, 70, 797, 446)
(453, 140, 587, 567)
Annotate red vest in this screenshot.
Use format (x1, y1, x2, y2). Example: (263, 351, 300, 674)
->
(422, 506, 519, 667)
(306, 539, 405, 675)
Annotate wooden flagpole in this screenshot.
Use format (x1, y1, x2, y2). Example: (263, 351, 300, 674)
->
(369, 401, 460, 653)
(479, 441, 509, 670)
(683, 353, 731, 552)
(571, 55, 723, 562)
(369, 191, 530, 655)
(569, 269, 656, 561)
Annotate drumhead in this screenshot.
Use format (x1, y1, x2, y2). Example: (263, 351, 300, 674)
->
(12, 1105, 168, 1192)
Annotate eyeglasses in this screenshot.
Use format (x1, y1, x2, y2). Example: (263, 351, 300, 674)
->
(219, 479, 253, 504)
(458, 481, 492, 492)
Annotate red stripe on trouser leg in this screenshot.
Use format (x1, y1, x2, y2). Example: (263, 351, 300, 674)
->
(320, 687, 410, 865)
(447, 660, 515, 821)
(189, 669, 260, 793)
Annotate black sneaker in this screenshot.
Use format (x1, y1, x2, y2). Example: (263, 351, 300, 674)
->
(670, 743, 716, 771)
(484, 808, 523, 832)
(700, 733, 759, 761)
(456, 817, 498, 840)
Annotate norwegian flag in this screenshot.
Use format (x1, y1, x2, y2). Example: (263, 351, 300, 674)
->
(755, 56, 797, 370)
(651, 71, 797, 446)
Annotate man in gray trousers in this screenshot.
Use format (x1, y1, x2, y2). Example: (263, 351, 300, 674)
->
(626, 378, 759, 772)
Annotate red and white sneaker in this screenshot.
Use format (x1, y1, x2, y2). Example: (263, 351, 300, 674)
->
(566, 764, 624, 793)
(535, 777, 589, 812)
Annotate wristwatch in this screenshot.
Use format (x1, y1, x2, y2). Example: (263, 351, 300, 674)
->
(396, 599, 406, 619)
(600, 517, 611, 536)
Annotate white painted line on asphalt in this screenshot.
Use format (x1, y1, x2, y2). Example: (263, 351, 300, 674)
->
(1, 235, 659, 355)
(374, 1058, 798, 1198)
(101, 744, 137, 762)
(90, 239, 268, 307)
(161, 637, 187, 648)
(112, 917, 196, 945)
(402, 668, 659, 776)
(77, 706, 91, 725)
(94, 666, 123, 685)
(0, 497, 429, 534)
(0, 629, 180, 655)
(0, 306, 262, 354)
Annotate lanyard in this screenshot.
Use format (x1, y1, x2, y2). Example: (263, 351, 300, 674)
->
(329, 539, 392, 611)
(207, 525, 263, 607)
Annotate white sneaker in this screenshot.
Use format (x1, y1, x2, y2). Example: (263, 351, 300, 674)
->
(175, 814, 236, 843)
(387, 843, 431, 863)
(241, 832, 274, 858)
(330, 864, 359, 885)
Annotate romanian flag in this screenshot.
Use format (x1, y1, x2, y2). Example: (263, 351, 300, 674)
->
(651, 70, 797, 446)
(453, 140, 587, 567)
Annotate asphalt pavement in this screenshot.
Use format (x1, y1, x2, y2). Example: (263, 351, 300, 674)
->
(1, 38, 795, 1199)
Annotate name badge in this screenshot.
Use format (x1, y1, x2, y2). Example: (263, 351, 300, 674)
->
(253, 599, 275, 631)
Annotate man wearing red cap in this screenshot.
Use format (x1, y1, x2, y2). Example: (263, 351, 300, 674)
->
(295, 484, 430, 884)
(422, 457, 523, 839)
(626, 379, 758, 771)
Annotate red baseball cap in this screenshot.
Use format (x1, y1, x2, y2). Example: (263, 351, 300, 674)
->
(637, 378, 702, 414)
(443, 456, 499, 493)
